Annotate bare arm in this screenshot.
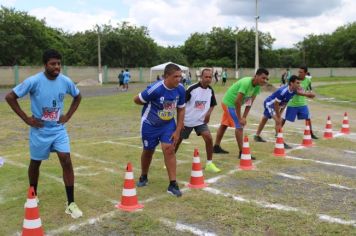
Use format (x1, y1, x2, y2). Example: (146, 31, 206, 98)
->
(58, 93, 82, 124)
(134, 95, 145, 105)
(171, 107, 185, 146)
(204, 106, 214, 124)
(5, 91, 43, 127)
(274, 100, 281, 118)
(296, 90, 315, 98)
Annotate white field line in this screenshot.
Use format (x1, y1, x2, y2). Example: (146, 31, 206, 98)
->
(99, 140, 162, 153)
(3, 157, 117, 205)
(203, 187, 356, 227)
(160, 218, 216, 236)
(344, 150, 356, 155)
(46, 163, 256, 235)
(276, 172, 306, 180)
(72, 152, 117, 165)
(286, 155, 356, 170)
(276, 172, 355, 190)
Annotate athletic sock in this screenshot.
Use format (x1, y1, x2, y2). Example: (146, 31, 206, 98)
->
(206, 160, 212, 165)
(65, 186, 74, 205)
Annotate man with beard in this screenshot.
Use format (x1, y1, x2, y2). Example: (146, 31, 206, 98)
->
(5, 49, 83, 219)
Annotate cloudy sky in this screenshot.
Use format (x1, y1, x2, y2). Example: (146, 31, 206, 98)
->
(1, 0, 355, 48)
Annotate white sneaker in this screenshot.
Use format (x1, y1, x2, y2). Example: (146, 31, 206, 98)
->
(65, 202, 83, 219)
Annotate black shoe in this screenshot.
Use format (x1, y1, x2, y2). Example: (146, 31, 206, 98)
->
(213, 145, 229, 154)
(167, 183, 182, 197)
(254, 135, 267, 142)
(136, 176, 148, 187)
(284, 142, 292, 149)
(311, 134, 319, 139)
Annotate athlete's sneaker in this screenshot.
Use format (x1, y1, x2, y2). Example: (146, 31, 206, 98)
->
(205, 162, 221, 173)
(167, 183, 182, 197)
(284, 142, 292, 149)
(136, 176, 148, 187)
(213, 145, 229, 154)
(311, 134, 319, 139)
(65, 202, 83, 219)
(254, 135, 267, 142)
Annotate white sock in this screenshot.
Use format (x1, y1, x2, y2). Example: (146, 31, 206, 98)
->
(206, 160, 212, 165)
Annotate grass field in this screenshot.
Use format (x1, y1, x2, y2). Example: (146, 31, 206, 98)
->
(0, 80, 356, 235)
(316, 83, 356, 102)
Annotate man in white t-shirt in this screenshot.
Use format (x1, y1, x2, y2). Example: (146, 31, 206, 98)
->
(175, 69, 220, 172)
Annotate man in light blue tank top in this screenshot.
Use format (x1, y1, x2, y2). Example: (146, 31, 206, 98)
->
(5, 49, 83, 219)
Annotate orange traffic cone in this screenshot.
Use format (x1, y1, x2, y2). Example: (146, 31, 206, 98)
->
(274, 128, 285, 157)
(341, 112, 350, 134)
(323, 116, 333, 139)
(116, 163, 144, 212)
(188, 148, 207, 189)
(301, 120, 313, 147)
(239, 136, 255, 170)
(22, 187, 44, 236)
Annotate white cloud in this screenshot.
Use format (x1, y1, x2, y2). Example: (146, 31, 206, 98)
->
(15, 0, 356, 48)
(0, 0, 17, 7)
(29, 6, 120, 33)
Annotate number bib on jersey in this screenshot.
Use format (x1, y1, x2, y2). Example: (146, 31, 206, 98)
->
(41, 107, 60, 121)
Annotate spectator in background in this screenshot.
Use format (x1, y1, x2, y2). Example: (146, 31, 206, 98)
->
(280, 68, 291, 86)
(214, 70, 219, 84)
(118, 70, 124, 91)
(222, 69, 227, 86)
(123, 69, 131, 91)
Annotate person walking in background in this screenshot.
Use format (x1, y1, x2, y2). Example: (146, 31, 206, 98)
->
(222, 68, 227, 86)
(134, 63, 186, 197)
(213, 68, 269, 159)
(118, 70, 124, 91)
(5, 49, 83, 219)
(123, 69, 131, 91)
(214, 70, 219, 84)
(175, 68, 221, 173)
(280, 68, 290, 86)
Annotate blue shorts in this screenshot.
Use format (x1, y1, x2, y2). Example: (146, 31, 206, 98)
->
(283, 106, 310, 122)
(263, 101, 274, 119)
(29, 128, 70, 161)
(141, 121, 176, 150)
(123, 78, 129, 84)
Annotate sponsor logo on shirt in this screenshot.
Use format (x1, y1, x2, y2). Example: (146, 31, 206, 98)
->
(194, 101, 206, 110)
(158, 100, 177, 121)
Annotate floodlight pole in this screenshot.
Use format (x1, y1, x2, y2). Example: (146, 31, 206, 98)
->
(235, 37, 239, 79)
(97, 25, 103, 84)
(255, 0, 259, 72)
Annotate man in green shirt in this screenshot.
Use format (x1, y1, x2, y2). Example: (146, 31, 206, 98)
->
(213, 68, 269, 159)
(281, 66, 317, 148)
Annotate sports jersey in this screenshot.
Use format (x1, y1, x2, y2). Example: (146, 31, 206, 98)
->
(265, 85, 296, 109)
(288, 78, 311, 107)
(13, 72, 80, 132)
(139, 80, 185, 127)
(184, 82, 217, 127)
(222, 77, 260, 107)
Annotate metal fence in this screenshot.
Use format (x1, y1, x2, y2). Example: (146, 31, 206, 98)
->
(1, 66, 356, 86)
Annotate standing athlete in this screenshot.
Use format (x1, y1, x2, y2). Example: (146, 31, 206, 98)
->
(5, 49, 83, 218)
(134, 63, 185, 197)
(175, 68, 220, 173)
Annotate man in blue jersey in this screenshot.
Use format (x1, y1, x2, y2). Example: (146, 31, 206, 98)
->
(254, 75, 315, 144)
(134, 63, 186, 197)
(5, 49, 83, 218)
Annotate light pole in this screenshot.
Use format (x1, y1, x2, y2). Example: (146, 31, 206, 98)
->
(255, 0, 259, 72)
(235, 36, 239, 79)
(97, 25, 103, 84)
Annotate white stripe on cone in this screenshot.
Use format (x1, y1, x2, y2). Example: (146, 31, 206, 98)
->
(192, 157, 200, 163)
(325, 129, 332, 132)
(23, 219, 42, 229)
(125, 172, 134, 179)
(277, 133, 283, 138)
(241, 154, 251, 160)
(342, 124, 349, 128)
(304, 135, 311, 139)
(122, 188, 136, 197)
(191, 170, 203, 177)
(275, 143, 284, 149)
(24, 198, 38, 208)
(243, 142, 250, 148)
